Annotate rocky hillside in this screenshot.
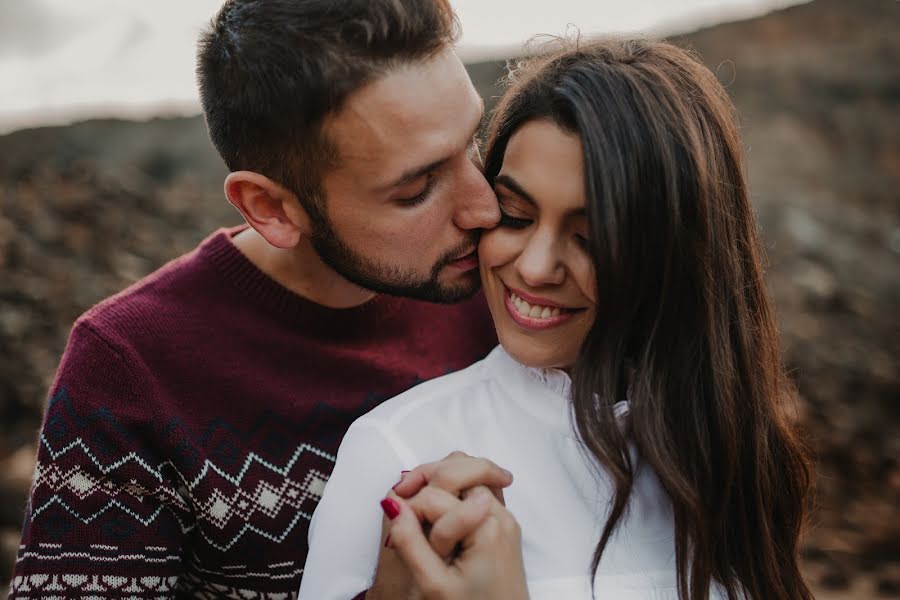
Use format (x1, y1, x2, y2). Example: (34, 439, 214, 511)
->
(1, 0, 897, 596)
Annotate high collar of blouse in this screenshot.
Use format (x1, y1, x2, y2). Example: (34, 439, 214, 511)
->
(523, 363, 573, 400)
(493, 346, 630, 430)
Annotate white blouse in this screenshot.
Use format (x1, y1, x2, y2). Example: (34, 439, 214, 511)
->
(299, 346, 725, 599)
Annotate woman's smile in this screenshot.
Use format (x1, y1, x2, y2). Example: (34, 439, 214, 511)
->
(503, 285, 585, 330)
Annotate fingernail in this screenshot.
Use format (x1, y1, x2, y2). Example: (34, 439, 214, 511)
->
(392, 470, 411, 490)
(380, 497, 401, 520)
(383, 534, 392, 548)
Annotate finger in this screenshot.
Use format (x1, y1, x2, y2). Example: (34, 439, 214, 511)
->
(369, 512, 418, 599)
(393, 453, 500, 497)
(428, 455, 513, 498)
(465, 502, 521, 552)
(400, 487, 463, 527)
(460, 483, 506, 506)
(427, 489, 493, 558)
(393, 453, 513, 498)
(386, 496, 454, 597)
(391, 468, 429, 498)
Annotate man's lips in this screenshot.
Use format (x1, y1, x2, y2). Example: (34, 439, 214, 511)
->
(448, 249, 478, 270)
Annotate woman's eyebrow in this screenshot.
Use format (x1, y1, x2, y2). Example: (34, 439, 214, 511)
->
(494, 174, 535, 206)
(494, 173, 586, 217)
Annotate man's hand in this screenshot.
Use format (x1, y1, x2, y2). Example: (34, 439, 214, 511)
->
(364, 452, 515, 600)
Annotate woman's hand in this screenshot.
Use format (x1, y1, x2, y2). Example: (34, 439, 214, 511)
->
(383, 487, 530, 600)
(392, 451, 513, 504)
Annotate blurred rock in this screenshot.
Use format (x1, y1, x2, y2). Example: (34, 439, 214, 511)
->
(0, 529, 18, 574)
(0, 445, 35, 529)
(821, 567, 851, 590)
(2, 445, 36, 493)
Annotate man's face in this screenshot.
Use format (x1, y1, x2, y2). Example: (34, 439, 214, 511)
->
(311, 48, 500, 303)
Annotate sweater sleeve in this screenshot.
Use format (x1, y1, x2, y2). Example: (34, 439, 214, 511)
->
(9, 320, 193, 599)
(298, 420, 408, 600)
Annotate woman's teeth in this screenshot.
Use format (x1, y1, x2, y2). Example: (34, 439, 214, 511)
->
(509, 291, 562, 319)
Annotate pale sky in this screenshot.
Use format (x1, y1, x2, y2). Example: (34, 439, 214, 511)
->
(0, 0, 809, 134)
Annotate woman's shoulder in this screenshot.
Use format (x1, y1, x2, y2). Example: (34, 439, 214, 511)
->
(352, 345, 506, 430)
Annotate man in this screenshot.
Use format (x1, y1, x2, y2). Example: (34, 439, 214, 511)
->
(9, 1, 507, 597)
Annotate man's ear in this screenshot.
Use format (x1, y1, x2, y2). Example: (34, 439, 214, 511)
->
(224, 171, 314, 248)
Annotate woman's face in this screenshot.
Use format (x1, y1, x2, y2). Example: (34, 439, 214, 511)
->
(479, 119, 597, 370)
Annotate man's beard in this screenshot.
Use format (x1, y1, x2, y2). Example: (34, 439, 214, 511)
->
(309, 218, 481, 304)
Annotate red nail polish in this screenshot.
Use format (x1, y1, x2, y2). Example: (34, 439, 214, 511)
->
(380, 497, 401, 520)
(383, 534, 392, 548)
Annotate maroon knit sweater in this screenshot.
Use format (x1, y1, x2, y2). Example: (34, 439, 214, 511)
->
(9, 226, 496, 599)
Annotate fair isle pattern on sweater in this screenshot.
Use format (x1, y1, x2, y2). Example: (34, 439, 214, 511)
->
(10, 574, 180, 598)
(13, 381, 347, 598)
(29, 387, 335, 552)
(11, 572, 305, 599)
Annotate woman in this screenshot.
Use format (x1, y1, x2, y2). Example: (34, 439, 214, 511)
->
(299, 38, 813, 600)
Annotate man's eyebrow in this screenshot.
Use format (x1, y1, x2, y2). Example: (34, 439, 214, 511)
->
(381, 158, 447, 192)
(494, 174, 586, 217)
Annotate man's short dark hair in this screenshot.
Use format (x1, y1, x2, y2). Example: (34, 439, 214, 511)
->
(197, 0, 459, 210)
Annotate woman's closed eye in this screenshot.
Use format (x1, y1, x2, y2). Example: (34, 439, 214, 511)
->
(497, 194, 533, 229)
(572, 219, 590, 249)
(498, 209, 532, 229)
(498, 206, 592, 250)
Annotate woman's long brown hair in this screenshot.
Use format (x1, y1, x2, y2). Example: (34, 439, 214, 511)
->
(483, 38, 813, 600)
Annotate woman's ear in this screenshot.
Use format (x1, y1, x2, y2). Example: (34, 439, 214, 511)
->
(224, 171, 314, 248)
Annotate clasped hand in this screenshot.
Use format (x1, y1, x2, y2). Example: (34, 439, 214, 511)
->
(366, 451, 530, 600)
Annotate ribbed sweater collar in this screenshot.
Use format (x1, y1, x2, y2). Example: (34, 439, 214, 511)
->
(200, 226, 404, 334)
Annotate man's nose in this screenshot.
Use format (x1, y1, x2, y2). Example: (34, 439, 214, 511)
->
(453, 161, 501, 231)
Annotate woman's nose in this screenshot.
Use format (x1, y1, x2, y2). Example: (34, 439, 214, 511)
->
(515, 232, 565, 287)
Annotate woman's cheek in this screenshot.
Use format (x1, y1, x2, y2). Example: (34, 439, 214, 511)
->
(478, 229, 521, 268)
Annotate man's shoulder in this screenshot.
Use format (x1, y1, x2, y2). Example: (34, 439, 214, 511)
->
(354, 345, 502, 429)
(79, 228, 232, 343)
